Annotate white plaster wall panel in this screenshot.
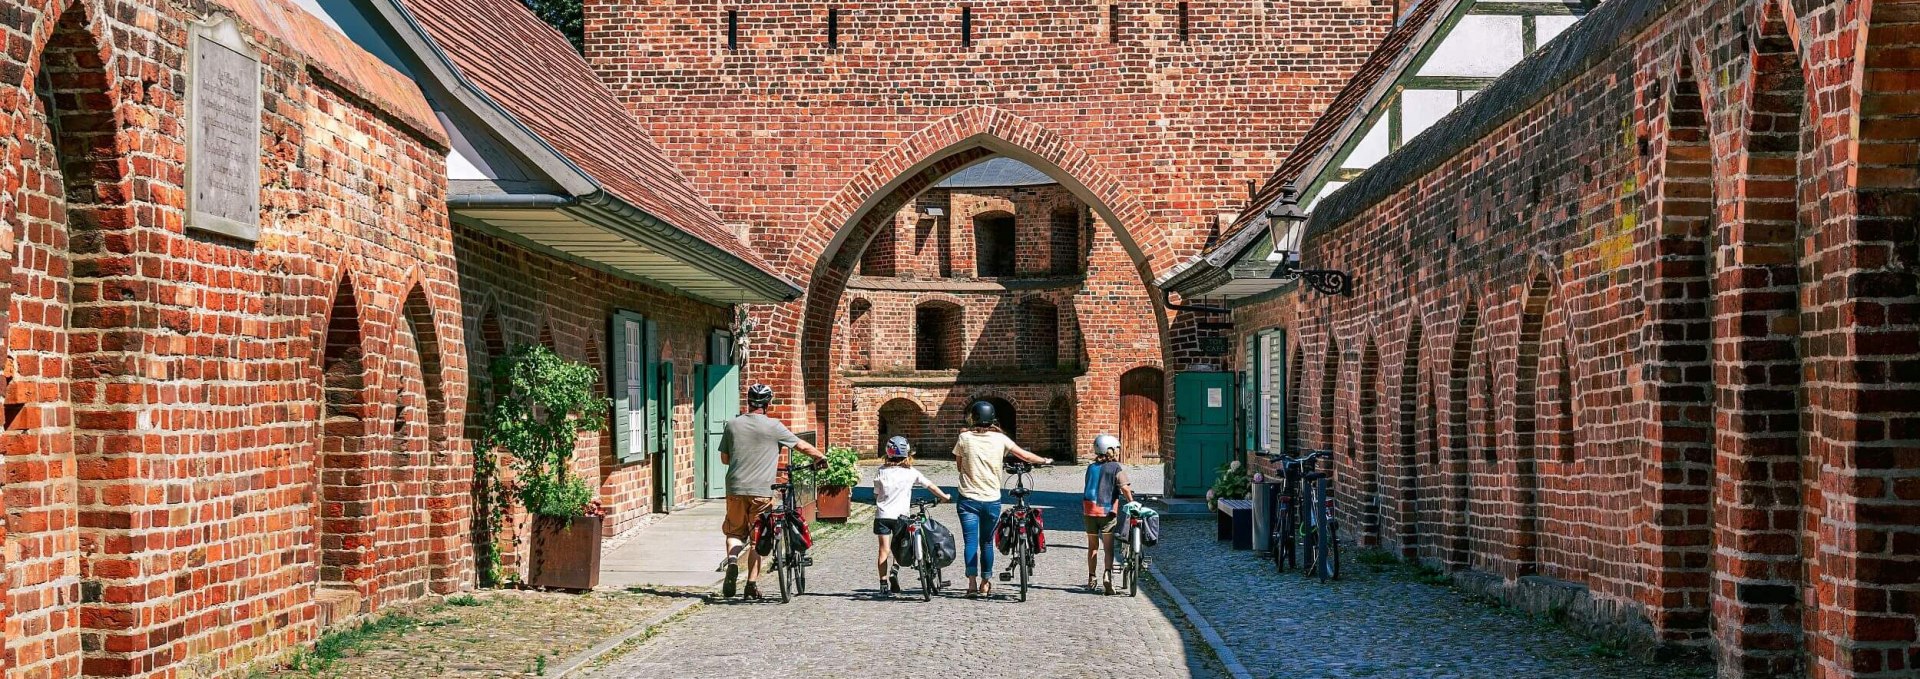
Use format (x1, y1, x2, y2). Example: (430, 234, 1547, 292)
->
(1416, 15, 1524, 77)
(1344, 118, 1392, 169)
(1304, 181, 1347, 212)
(1401, 89, 1460, 143)
(1536, 15, 1580, 46)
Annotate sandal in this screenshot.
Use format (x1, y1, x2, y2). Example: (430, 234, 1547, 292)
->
(1087, 576, 1099, 591)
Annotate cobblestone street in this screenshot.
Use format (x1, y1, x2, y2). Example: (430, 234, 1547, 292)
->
(584, 464, 1715, 679)
(584, 464, 1221, 679)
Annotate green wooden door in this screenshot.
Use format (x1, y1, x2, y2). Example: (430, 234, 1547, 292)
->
(694, 364, 739, 499)
(1171, 371, 1236, 497)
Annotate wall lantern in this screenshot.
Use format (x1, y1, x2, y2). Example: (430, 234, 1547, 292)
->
(1265, 186, 1354, 296)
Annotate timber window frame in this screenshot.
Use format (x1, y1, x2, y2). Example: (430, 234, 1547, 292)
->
(610, 310, 673, 463)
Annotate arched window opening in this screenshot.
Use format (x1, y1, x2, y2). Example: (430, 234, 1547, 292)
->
(1021, 298, 1059, 369)
(973, 211, 1016, 277)
(915, 301, 963, 370)
(848, 299, 873, 370)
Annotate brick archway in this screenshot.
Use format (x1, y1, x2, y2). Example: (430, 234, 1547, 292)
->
(790, 111, 1177, 445)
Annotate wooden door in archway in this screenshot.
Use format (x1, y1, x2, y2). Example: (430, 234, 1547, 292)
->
(1119, 367, 1163, 461)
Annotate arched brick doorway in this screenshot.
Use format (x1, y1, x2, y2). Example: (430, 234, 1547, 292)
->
(877, 398, 929, 457)
(1118, 367, 1163, 462)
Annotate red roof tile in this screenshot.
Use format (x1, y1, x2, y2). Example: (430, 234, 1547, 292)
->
(1218, 0, 1447, 243)
(398, 0, 783, 278)
(214, 0, 445, 143)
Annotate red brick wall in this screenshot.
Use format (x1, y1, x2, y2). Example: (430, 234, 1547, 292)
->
(834, 182, 1161, 460)
(581, 0, 1393, 451)
(1, 0, 463, 675)
(452, 229, 734, 546)
(1227, 0, 1917, 675)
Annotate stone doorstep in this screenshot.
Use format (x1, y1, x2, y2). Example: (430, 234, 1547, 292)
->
(1155, 497, 1211, 516)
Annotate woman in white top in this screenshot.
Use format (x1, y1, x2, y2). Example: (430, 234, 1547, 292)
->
(951, 400, 1050, 597)
(872, 436, 948, 598)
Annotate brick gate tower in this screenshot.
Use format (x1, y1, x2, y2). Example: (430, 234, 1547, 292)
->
(583, 1, 1393, 455)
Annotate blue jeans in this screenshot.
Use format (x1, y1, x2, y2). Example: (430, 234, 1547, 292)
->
(956, 497, 1003, 578)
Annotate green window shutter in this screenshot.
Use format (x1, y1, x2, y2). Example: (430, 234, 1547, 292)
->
(644, 318, 661, 458)
(612, 312, 647, 463)
(657, 360, 675, 456)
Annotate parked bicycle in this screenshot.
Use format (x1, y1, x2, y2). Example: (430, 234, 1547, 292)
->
(1109, 495, 1160, 596)
(1297, 452, 1341, 582)
(753, 460, 816, 603)
(891, 497, 948, 601)
(1262, 449, 1334, 578)
(996, 460, 1049, 601)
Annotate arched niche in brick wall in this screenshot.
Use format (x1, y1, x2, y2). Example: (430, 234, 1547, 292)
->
(1395, 320, 1425, 559)
(795, 119, 1171, 451)
(5, 2, 128, 666)
(972, 210, 1017, 277)
(1510, 274, 1551, 578)
(1443, 302, 1480, 569)
(1358, 338, 1382, 547)
(317, 275, 379, 595)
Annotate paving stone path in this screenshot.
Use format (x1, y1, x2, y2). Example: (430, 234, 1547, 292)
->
(1152, 517, 1716, 679)
(585, 463, 1225, 679)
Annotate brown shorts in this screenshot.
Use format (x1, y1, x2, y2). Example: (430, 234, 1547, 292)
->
(1083, 513, 1117, 535)
(723, 495, 774, 541)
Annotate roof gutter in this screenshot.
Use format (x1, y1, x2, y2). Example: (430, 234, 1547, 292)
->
(570, 191, 802, 304)
(447, 193, 575, 209)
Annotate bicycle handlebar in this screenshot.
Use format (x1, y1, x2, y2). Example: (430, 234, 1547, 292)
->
(910, 497, 941, 508)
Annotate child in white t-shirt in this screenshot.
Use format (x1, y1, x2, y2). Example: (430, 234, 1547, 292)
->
(873, 436, 948, 598)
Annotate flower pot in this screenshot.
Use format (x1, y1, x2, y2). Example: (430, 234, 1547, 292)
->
(816, 485, 852, 523)
(528, 515, 603, 590)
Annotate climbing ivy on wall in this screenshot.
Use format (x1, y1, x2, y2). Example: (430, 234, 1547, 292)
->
(474, 343, 608, 585)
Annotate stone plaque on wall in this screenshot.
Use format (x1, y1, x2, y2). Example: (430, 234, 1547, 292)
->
(187, 17, 261, 241)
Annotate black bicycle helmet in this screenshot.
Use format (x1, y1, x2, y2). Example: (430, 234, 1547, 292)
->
(966, 400, 996, 427)
(746, 383, 775, 408)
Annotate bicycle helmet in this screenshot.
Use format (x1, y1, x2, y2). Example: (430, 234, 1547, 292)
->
(966, 400, 997, 427)
(746, 383, 775, 408)
(1092, 433, 1121, 460)
(884, 435, 911, 459)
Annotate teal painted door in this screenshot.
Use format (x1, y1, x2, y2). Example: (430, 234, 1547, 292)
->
(1172, 371, 1236, 497)
(694, 364, 739, 499)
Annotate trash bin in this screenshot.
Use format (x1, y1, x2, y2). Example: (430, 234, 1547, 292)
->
(1253, 480, 1283, 553)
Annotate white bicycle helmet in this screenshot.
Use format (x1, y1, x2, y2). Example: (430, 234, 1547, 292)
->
(1092, 433, 1121, 459)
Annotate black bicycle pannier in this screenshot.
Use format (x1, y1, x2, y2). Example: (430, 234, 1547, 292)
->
(925, 517, 958, 567)
(892, 524, 919, 567)
(1115, 512, 1161, 547)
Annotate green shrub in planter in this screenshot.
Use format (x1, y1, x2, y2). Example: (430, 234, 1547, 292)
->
(819, 447, 863, 488)
(474, 343, 609, 585)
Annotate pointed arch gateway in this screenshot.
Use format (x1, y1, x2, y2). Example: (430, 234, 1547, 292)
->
(796, 109, 1173, 445)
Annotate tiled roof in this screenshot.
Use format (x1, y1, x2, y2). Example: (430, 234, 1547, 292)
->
(1217, 0, 1448, 243)
(399, 0, 783, 278)
(215, 0, 444, 143)
(936, 157, 1058, 188)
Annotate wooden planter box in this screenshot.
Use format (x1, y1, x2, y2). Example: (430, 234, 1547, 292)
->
(529, 515, 602, 590)
(816, 485, 851, 523)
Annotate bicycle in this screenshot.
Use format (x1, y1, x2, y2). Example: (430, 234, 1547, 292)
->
(1295, 453, 1341, 582)
(753, 460, 816, 603)
(1108, 495, 1158, 597)
(890, 497, 946, 601)
(1262, 449, 1331, 574)
(996, 460, 1048, 601)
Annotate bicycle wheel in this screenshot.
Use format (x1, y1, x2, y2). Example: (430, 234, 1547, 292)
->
(773, 524, 792, 603)
(917, 533, 934, 601)
(1322, 521, 1341, 582)
(1273, 504, 1293, 572)
(1127, 529, 1142, 597)
(1017, 536, 1030, 602)
(1297, 525, 1317, 578)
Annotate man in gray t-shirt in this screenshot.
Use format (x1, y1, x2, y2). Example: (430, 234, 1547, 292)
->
(717, 383, 824, 599)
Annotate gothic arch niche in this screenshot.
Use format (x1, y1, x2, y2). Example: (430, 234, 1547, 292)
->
(1319, 340, 1340, 451)
(467, 310, 509, 585)
(318, 276, 378, 597)
(5, 3, 127, 667)
(1358, 338, 1382, 547)
(1287, 346, 1305, 453)
(1444, 302, 1480, 569)
(978, 395, 1017, 440)
(1396, 320, 1425, 558)
(1510, 274, 1551, 577)
(399, 286, 459, 593)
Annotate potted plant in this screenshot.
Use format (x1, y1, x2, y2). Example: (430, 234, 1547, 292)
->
(813, 447, 862, 523)
(1207, 459, 1250, 511)
(479, 343, 609, 590)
